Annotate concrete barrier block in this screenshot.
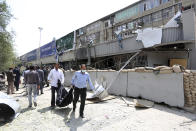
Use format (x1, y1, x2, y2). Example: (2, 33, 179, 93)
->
(64, 71, 75, 86)
(108, 72, 127, 96)
(87, 71, 97, 90)
(127, 72, 184, 107)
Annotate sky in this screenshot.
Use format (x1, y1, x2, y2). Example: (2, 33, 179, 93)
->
(6, 0, 139, 56)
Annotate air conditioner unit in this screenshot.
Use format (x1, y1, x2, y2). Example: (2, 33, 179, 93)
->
(105, 20, 112, 28)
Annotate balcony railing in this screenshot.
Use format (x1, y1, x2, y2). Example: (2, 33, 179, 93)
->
(75, 27, 185, 59)
(162, 27, 183, 43)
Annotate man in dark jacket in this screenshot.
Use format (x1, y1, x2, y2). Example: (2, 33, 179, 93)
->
(6, 68, 15, 94)
(24, 66, 40, 107)
(36, 66, 44, 94)
(13, 66, 21, 91)
(43, 66, 49, 87)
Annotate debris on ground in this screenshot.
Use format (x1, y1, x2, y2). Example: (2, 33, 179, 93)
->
(86, 93, 116, 104)
(121, 97, 134, 107)
(133, 99, 154, 108)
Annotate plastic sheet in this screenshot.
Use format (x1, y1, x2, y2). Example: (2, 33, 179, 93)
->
(56, 87, 73, 107)
(136, 28, 162, 48)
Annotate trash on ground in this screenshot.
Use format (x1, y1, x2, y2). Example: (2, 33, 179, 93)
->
(86, 93, 116, 104)
(121, 97, 135, 107)
(133, 99, 154, 108)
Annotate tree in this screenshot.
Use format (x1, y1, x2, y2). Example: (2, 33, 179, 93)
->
(0, 1, 15, 71)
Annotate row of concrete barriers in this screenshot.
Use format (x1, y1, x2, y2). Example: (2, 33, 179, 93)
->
(64, 69, 185, 108)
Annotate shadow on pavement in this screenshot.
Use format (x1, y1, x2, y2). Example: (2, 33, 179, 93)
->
(52, 107, 72, 120)
(67, 111, 90, 131)
(37, 106, 52, 113)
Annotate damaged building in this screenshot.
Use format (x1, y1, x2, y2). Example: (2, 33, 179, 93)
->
(20, 0, 196, 70)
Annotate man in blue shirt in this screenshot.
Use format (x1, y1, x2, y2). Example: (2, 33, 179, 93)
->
(71, 64, 95, 118)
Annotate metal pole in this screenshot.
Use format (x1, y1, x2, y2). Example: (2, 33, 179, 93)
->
(38, 27, 43, 65)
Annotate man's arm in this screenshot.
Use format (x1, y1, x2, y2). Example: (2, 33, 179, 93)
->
(24, 72, 27, 84)
(47, 70, 52, 81)
(42, 71, 44, 82)
(87, 74, 95, 90)
(36, 73, 40, 88)
(71, 72, 76, 86)
(60, 71, 64, 84)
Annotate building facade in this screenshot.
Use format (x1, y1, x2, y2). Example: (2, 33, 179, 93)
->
(21, 0, 196, 70)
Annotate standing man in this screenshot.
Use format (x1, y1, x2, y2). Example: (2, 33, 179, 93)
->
(24, 66, 40, 108)
(71, 64, 95, 118)
(6, 67, 15, 94)
(13, 66, 21, 91)
(23, 66, 30, 95)
(36, 66, 44, 94)
(43, 66, 49, 87)
(48, 63, 64, 108)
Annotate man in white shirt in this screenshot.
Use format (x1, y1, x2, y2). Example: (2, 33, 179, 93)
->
(48, 63, 64, 108)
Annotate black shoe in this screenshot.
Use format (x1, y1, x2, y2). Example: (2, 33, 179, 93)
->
(51, 105, 55, 109)
(80, 115, 84, 118)
(34, 102, 37, 107)
(41, 92, 44, 94)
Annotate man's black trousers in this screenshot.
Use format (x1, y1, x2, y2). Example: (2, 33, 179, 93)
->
(14, 80, 20, 91)
(51, 86, 59, 106)
(73, 87, 87, 116)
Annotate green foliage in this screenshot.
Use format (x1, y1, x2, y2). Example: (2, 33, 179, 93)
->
(0, 1, 15, 71)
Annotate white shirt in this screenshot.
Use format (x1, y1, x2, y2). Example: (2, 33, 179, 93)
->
(48, 68, 64, 87)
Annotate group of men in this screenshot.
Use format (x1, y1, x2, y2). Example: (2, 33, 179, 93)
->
(6, 66, 50, 95)
(7, 63, 95, 118)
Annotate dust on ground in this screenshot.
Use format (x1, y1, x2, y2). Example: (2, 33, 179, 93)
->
(0, 85, 196, 131)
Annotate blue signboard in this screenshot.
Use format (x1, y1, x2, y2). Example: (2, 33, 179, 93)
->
(40, 40, 56, 58)
(27, 49, 37, 62)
